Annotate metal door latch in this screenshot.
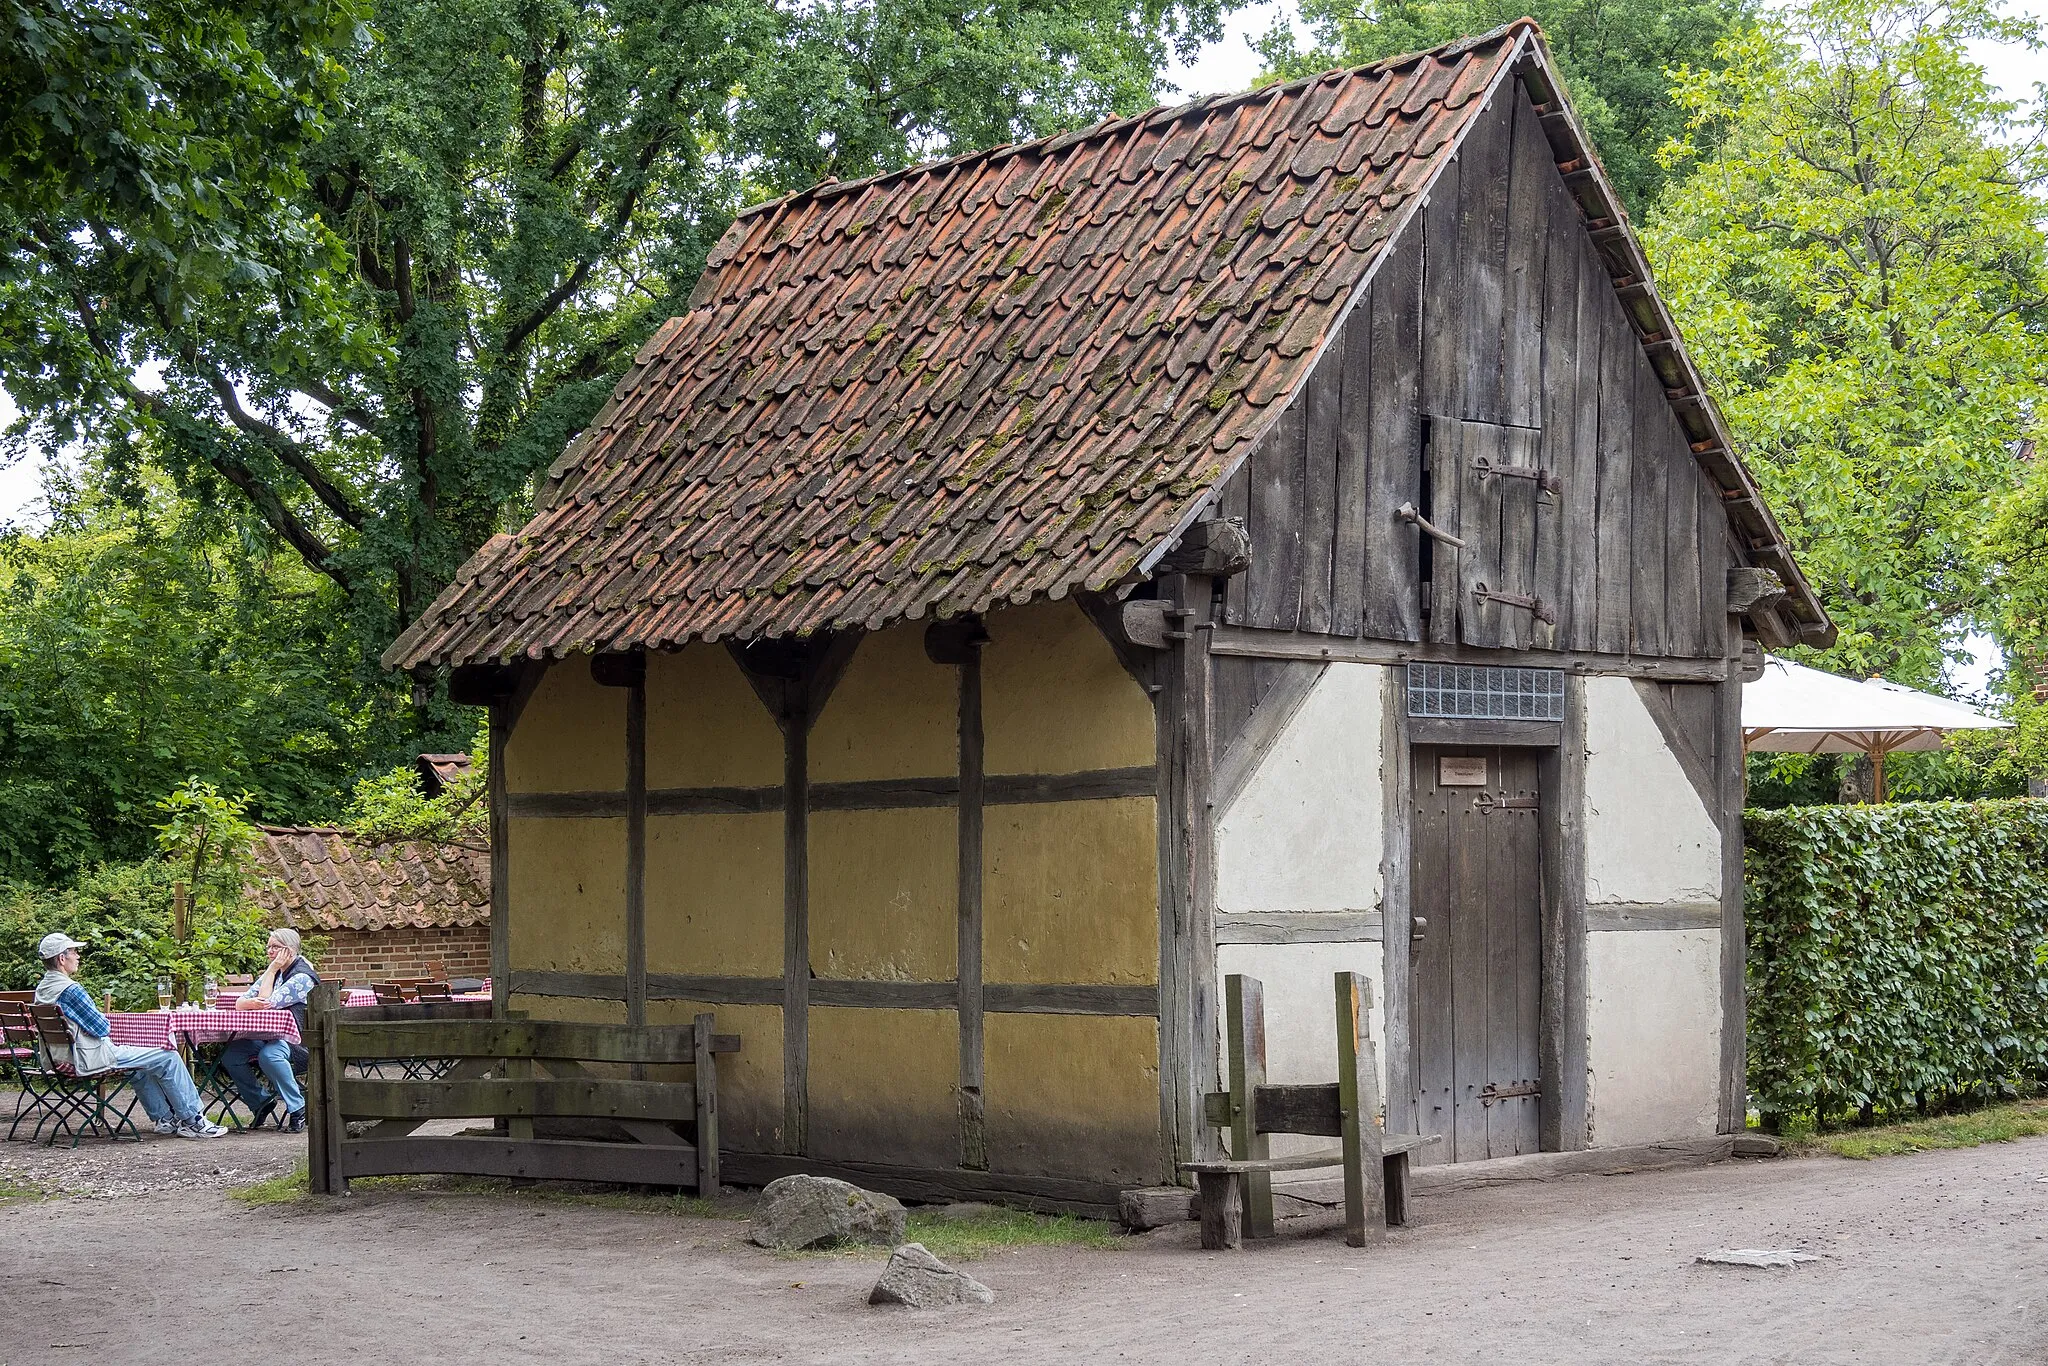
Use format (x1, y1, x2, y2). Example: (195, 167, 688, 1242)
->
(1472, 582, 1556, 624)
(1471, 454, 1561, 494)
(1473, 790, 1538, 812)
(1478, 1080, 1541, 1105)
(1396, 501, 1465, 549)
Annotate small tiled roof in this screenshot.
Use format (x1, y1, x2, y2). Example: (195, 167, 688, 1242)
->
(388, 19, 1825, 669)
(248, 827, 489, 932)
(415, 752, 473, 798)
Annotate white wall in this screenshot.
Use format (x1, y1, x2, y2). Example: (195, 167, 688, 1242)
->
(1586, 928, 1722, 1145)
(1215, 941, 1387, 1157)
(1216, 662, 1383, 913)
(1581, 675, 1720, 905)
(1581, 675, 1725, 1147)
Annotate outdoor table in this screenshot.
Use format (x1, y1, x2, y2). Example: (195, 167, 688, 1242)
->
(107, 1008, 303, 1129)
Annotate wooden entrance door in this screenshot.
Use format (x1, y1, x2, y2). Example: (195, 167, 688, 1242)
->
(1410, 746, 1542, 1163)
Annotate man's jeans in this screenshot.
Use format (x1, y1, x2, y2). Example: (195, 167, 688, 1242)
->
(219, 1037, 306, 1116)
(106, 1044, 205, 1125)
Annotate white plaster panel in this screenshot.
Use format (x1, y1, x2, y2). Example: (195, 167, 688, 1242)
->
(1216, 663, 1384, 914)
(1586, 928, 1722, 1147)
(1215, 941, 1386, 1157)
(1582, 675, 1720, 905)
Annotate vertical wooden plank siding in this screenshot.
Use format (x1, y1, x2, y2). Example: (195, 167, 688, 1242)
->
(1365, 245, 1424, 643)
(1218, 467, 1251, 627)
(1630, 360, 1670, 658)
(1557, 192, 1601, 653)
(1717, 663, 1748, 1133)
(1591, 307, 1635, 653)
(1427, 420, 1463, 645)
(1456, 420, 1506, 649)
(783, 720, 809, 1155)
(1156, 572, 1218, 1170)
(1301, 326, 1344, 635)
(1455, 98, 1512, 424)
(1419, 155, 1463, 420)
(957, 646, 988, 1169)
(625, 673, 648, 1029)
(1448, 764, 1490, 1160)
(1332, 297, 1372, 636)
(1500, 91, 1550, 431)
(1664, 442, 1705, 661)
(1379, 667, 1416, 1138)
(1498, 427, 1542, 652)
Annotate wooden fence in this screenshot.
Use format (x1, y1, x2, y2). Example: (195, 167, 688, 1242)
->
(303, 983, 737, 1195)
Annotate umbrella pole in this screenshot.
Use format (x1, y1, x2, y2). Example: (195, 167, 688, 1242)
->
(1873, 748, 1887, 804)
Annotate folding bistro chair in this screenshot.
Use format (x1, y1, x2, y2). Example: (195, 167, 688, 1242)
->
(16, 1004, 144, 1146)
(0, 1000, 56, 1141)
(0, 991, 33, 1090)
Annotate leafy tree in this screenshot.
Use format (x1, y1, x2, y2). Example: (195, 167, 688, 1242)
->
(342, 732, 489, 845)
(1252, 0, 1755, 212)
(1, 0, 1225, 715)
(1643, 0, 2048, 687)
(0, 469, 399, 882)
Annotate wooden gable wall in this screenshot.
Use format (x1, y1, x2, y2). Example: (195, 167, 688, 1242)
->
(1215, 75, 1731, 662)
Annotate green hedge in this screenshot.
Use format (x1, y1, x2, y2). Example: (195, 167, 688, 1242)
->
(1744, 800, 2048, 1126)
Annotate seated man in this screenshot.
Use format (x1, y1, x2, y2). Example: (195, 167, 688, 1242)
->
(221, 927, 318, 1132)
(31, 932, 228, 1138)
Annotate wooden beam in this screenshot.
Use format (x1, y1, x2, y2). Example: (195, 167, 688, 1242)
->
(489, 703, 511, 1020)
(1214, 911, 1383, 944)
(517, 768, 1159, 819)
(1213, 660, 1325, 819)
(1075, 590, 1161, 695)
(510, 969, 1156, 1016)
(1537, 674, 1589, 1151)
(1717, 665, 1748, 1134)
(1155, 571, 1219, 1176)
(1586, 902, 1723, 931)
(984, 983, 1160, 1016)
(1335, 970, 1386, 1247)
(340, 1077, 699, 1122)
(342, 1136, 700, 1188)
(810, 979, 958, 1010)
(625, 670, 647, 1028)
(957, 639, 987, 1170)
(334, 1018, 731, 1064)
(719, 1152, 1121, 1219)
(1406, 718, 1562, 748)
(1211, 626, 1730, 681)
(1379, 667, 1416, 1139)
(1224, 975, 1273, 1236)
(782, 715, 809, 1155)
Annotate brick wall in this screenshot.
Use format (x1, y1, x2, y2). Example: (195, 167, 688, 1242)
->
(308, 924, 491, 984)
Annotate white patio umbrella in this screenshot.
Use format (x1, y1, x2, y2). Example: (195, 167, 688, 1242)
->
(1742, 656, 2009, 801)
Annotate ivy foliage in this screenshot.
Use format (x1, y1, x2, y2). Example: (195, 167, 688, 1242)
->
(1745, 800, 2048, 1126)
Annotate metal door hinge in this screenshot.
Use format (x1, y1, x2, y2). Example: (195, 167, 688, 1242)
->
(1472, 582, 1556, 624)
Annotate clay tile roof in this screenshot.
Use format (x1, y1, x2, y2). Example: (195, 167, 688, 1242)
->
(248, 827, 489, 933)
(415, 753, 473, 798)
(386, 18, 1826, 668)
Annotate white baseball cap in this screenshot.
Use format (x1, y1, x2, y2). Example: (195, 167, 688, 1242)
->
(38, 932, 86, 960)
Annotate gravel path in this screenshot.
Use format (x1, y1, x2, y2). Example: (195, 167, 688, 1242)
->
(3, 1120, 2045, 1364)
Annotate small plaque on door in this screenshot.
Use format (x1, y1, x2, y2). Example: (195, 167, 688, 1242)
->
(1439, 756, 1488, 786)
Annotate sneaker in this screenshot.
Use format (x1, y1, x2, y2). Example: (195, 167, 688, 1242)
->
(154, 1118, 179, 1136)
(249, 1099, 277, 1130)
(284, 1110, 307, 1135)
(175, 1118, 229, 1139)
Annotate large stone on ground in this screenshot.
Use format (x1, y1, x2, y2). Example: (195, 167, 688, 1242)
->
(748, 1174, 906, 1250)
(868, 1243, 996, 1308)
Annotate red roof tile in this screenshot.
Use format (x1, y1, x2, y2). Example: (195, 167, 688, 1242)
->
(248, 827, 488, 932)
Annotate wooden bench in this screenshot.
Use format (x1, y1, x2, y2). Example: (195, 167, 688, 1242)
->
(1181, 971, 1439, 1250)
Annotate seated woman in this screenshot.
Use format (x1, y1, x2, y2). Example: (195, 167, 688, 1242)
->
(221, 928, 319, 1132)
(32, 932, 227, 1138)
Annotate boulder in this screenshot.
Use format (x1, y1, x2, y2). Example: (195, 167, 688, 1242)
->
(748, 1174, 906, 1250)
(868, 1243, 996, 1308)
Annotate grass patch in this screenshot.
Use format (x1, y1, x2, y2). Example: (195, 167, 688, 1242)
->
(230, 1164, 309, 1205)
(902, 1208, 1121, 1261)
(0, 1177, 44, 1206)
(1779, 1098, 2048, 1160)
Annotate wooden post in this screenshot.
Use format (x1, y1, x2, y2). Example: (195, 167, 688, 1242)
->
(1379, 667, 1416, 1138)
(489, 702, 510, 1020)
(1717, 663, 1749, 1133)
(782, 718, 809, 1155)
(1335, 970, 1385, 1247)
(1224, 974, 1272, 1237)
(1196, 1171, 1243, 1251)
(956, 640, 987, 1170)
(625, 669, 648, 1031)
(1539, 673, 1589, 1151)
(306, 982, 332, 1194)
(1156, 570, 1219, 1175)
(309, 981, 345, 1195)
(693, 1011, 720, 1195)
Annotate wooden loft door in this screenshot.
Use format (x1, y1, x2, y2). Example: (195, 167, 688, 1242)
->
(1410, 745, 1543, 1163)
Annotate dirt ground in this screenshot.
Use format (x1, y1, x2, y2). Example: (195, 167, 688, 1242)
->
(3, 1111, 2045, 1365)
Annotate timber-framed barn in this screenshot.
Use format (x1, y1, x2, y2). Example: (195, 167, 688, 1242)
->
(389, 20, 1834, 1214)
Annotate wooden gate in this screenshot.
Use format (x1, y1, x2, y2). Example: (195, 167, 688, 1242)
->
(1410, 746, 1542, 1163)
(304, 985, 736, 1195)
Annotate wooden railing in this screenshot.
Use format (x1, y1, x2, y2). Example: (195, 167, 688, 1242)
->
(304, 983, 737, 1195)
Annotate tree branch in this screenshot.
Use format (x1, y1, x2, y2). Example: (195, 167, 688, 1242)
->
(197, 366, 369, 530)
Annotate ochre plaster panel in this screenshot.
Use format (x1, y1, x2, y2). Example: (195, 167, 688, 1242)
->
(808, 1006, 959, 1167)
(984, 1013, 1162, 1184)
(983, 797, 1157, 985)
(982, 601, 1153, 775)
(649, 999, 784, 1153)
(506, 816, 626, 972)
(645, 812, 784, 976)
(504, 661, 626, 794)
(646, 644, 784, 789)
(506, 994, 626, 1025)
(809, 625, 957, 783)
(809, 808, 957, 981)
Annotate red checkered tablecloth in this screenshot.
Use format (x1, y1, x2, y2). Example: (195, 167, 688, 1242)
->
(106, 1008, 301, 1051)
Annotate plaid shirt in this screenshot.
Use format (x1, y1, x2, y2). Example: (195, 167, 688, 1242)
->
(51, 980, 110, 1039)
